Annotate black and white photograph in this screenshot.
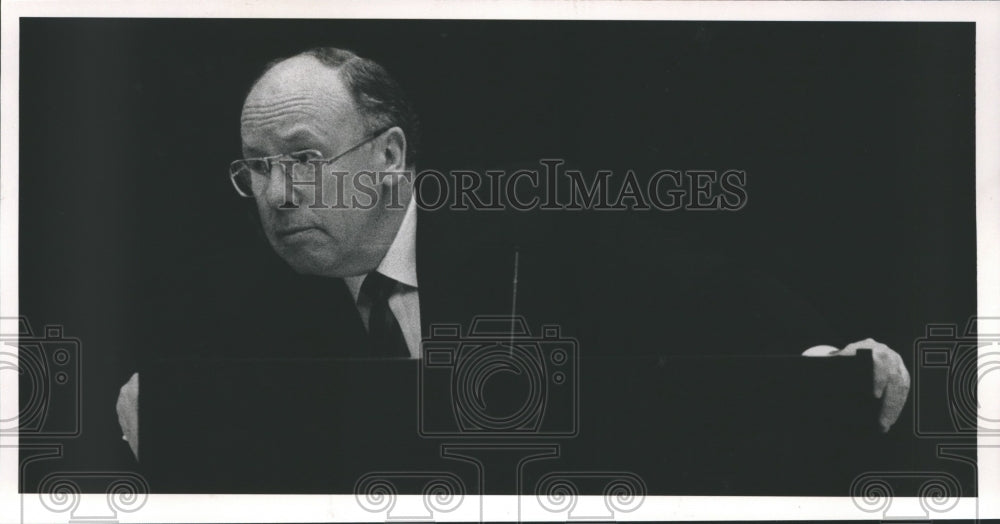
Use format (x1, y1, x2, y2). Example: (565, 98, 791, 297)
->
(1, 1, 998, 522)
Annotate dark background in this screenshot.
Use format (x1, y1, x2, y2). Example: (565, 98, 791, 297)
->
(19, 19, 976, 492)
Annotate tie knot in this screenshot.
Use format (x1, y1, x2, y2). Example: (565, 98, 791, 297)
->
(361, 271, 398, 302)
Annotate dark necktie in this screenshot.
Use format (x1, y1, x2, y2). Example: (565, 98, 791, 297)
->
(360, 271, 409, 358)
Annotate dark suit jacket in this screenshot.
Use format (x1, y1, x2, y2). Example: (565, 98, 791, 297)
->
(141, 203, 833, 362)
(128, 204, 846, 494)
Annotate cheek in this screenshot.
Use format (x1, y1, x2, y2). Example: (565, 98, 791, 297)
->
(314, 208, 370, 241)
(255, 205, 280, 238)
(318, 176, 346, 207)
(313, 208, 347, 237)
(255, 203, 271, 227)
(324, 171, 370, 202)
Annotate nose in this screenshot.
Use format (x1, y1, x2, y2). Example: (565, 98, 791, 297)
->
(261, 160, 292, 208)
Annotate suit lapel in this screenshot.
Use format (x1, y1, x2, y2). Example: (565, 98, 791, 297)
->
(286, 273, 369, 357)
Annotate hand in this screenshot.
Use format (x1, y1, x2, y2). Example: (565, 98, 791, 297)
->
(802, 338, 910, 433)
(116, 372, 139, 460)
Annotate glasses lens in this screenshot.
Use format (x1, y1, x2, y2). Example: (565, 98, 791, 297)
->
(245, 158, 270, 174)
(288, 151, 324, 183)
(229, 150, 324, 198)
(229, 161, 257, 197)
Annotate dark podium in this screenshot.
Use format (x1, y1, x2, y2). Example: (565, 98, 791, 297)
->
(141, 345, 879, 495)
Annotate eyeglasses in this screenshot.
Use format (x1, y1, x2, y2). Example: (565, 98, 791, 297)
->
(228, 128, 390, 198)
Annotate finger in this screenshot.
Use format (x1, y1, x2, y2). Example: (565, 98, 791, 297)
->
(877, 350, 910, 432)
(872, 345, 891, 399)
(115, 398, 138, 458)
(116, 390, 135, 434)
(840, 337, 878, 357)
(116, 384, 134, 431)
(116, 373, 140, 460)
(128, 433, 139, 460)
(879, 376, 910, 433)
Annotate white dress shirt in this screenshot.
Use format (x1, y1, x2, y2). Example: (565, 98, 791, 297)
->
(343, 196, 422, 358)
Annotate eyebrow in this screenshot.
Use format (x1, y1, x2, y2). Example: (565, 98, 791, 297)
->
(242, 146, 267, 159)
(241, 126, 327, 159)
(279, 126, 325, 147)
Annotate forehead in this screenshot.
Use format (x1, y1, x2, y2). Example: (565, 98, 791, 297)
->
(240, 56, 362, 148)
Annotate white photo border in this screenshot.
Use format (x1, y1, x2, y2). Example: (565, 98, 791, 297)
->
(1, 1, 997, 522)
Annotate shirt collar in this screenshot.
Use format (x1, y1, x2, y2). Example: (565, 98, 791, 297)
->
(343, 195, 418, 302)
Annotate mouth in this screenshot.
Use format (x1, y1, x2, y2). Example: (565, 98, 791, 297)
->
(275, 226, 319, 240)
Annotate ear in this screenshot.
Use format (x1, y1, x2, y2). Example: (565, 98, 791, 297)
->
(377, 126, 408, 173)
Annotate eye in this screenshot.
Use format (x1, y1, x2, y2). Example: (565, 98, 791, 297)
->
(290, 149, 323, 163)
(244, 158, 270, 174)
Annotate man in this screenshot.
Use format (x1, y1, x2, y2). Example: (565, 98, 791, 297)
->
(117, 46, 910, 460)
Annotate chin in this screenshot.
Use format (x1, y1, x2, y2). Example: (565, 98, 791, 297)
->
(283, 256, 323, 275)
(279, 247, 359, 278)
(282, 252, 332, 276)
(272, 243, 322, 274)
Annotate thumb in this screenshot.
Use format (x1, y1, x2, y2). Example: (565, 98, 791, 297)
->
(802, 345, 841, 357)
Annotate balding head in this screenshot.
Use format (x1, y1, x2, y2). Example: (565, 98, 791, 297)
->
(241, 55, 366, 161)
(236, 49, 414, 278)
(244, 48, 419, 168)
